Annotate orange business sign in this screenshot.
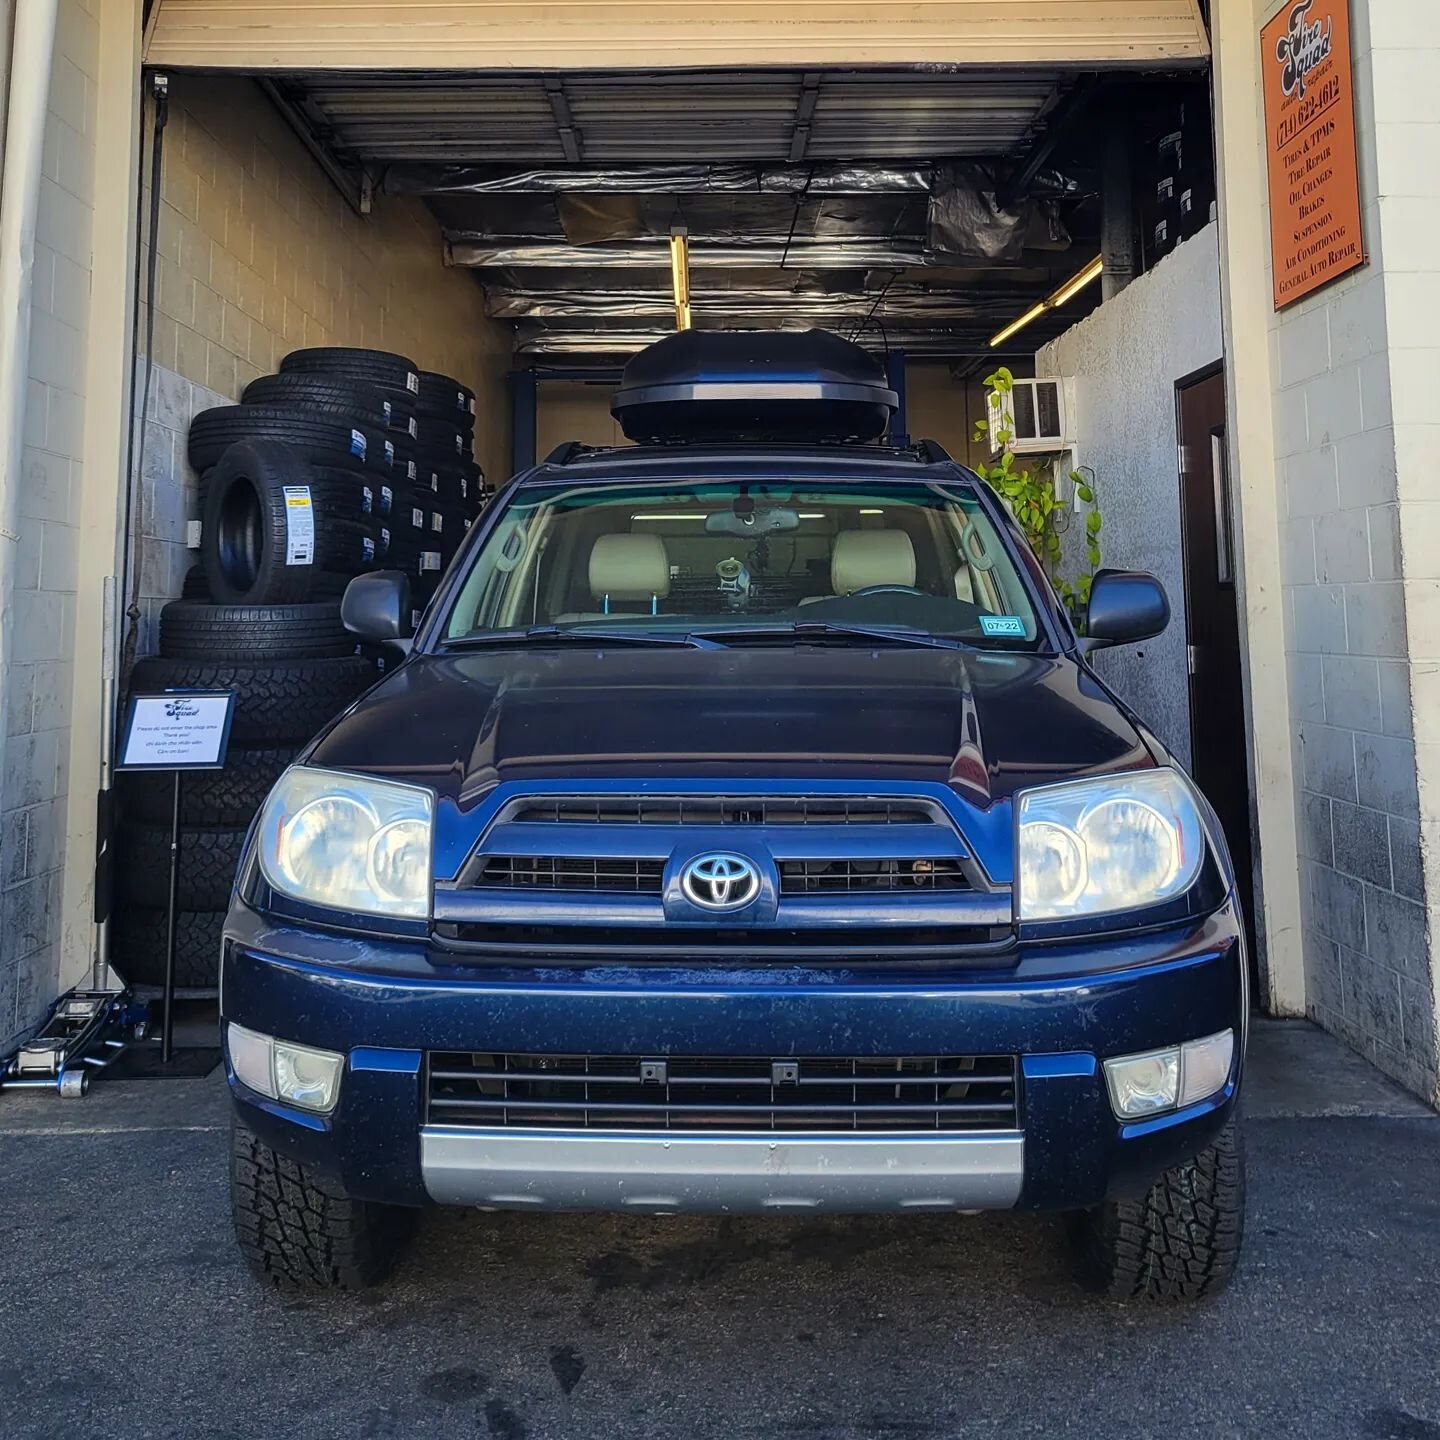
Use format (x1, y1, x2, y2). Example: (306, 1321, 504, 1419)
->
(1261, 0, 1366, 308)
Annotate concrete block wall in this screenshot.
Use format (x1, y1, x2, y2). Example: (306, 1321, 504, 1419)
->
(2, 0, 101, 1049)
(1264, 0, 1437, 1101)
(140, 72, 512, 493)
(1035, 224, 1225, 770)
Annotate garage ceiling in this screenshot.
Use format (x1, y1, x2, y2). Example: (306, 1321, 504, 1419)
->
(247, 65, 1145, 363)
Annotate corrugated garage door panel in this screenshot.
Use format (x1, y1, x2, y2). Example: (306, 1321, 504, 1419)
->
(145, 1, 1210, 71)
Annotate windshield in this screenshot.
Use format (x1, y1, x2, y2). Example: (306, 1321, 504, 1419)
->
(441, 478, 1045, 648)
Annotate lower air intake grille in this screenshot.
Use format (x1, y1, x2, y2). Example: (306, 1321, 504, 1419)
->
(474, 856, 664, 894)
(426, 1052, 1018, 1132)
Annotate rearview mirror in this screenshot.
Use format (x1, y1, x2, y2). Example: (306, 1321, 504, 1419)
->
(704, 506, 799, 536)
(1085, 569, 1170, 647)
(342, 570, 413, 649)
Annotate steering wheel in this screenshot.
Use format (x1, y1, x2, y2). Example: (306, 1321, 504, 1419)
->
(847, 584, 926, 598)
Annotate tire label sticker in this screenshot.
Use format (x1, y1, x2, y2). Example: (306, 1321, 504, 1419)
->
(379, 527, 391, 553)
(380, 485, 393, 515)
(406, 371, 420, 394)
(420, 550, 441, 572)
(350, 428, 366, 458)
(407, 417, 418, 438)
(411, 506, 426, 529)
(384, 439, 395, 468)
(406, 460, 418, 482)
(428, 471, 439, 492)
(282, 486, 315, 566)
(361, 485, 373, 514)
(382, 400, 393, 425)
(454, 434, 463, 455)
(430, 511, 444, 533)
(362, 536, 376, 562)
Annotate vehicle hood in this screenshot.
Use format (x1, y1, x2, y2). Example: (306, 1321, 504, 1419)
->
(309, 646, 1152, 811)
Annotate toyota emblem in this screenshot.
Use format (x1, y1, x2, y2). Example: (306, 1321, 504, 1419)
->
(680, 852, 761, 910)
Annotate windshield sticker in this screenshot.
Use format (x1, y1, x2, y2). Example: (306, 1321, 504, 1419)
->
(979, 614, 1026, 638)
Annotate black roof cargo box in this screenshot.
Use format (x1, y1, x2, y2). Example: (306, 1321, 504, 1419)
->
(611, 330, 898, 444)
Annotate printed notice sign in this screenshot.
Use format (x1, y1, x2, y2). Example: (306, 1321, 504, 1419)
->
(1262, 0, 1365, 308)
(117, 691, 235, 771)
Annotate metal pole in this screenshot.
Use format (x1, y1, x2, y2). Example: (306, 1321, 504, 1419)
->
(161, 770, 182, 1063)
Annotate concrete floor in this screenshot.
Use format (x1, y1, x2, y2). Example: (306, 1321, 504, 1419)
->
(1, 1019, 1437, 1440)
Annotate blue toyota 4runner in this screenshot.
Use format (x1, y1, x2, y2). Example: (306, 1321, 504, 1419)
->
(222, 332, 1246, 1300)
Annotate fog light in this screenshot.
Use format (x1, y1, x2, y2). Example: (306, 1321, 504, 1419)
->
(227, 1022, 274, 1098)
(1103, 1028, 1236, 1120)
(1179, 1029, 1235, 1107)
(274, 1041, 343, 1113)
(1103, 1047, 1180, 1118)
(226, 1023, 343, 1114)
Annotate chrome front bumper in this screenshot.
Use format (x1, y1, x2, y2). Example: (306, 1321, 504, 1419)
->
(420, 1127, 1025, 1213)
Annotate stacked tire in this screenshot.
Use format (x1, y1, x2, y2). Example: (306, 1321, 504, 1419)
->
(112, 602, 377, 990)
(110, 347, 485, 992)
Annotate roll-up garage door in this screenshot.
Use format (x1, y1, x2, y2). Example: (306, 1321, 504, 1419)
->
(145, 1, 1210, 71)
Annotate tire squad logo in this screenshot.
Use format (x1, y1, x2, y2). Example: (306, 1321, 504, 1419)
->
(1275, 0, 1333, 99)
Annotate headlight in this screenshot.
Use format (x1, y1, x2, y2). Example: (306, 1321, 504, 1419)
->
(227, 1022, 343, 1114)
(1016, 768, 1206, 921)
(256, 766, 434, 919)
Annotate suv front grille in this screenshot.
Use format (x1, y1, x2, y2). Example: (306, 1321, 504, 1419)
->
(508, 796, 938, 826)
(779, 858, 969, 894)
(426, 1052, 1018, 1132)
(474, 855, 663, 894)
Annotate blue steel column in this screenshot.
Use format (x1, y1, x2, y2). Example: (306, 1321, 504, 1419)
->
(509, 369, 538, 474)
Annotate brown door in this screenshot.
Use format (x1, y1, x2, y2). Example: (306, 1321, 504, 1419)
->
(1176, 367, 1257, 972)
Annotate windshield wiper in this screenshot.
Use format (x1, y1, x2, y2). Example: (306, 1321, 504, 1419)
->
(443, 625, 722, 650)
(690, 621, 969, 651)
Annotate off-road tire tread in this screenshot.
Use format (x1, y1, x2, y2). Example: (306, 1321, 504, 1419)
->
(108, 905, 225, 988)
(1072, 1120, 1244, 1301)
(231, 1121, 412, 1290)
(127, 655, 375, 744)
(117, 821, 248, 911)
(121, 745, 295, 827)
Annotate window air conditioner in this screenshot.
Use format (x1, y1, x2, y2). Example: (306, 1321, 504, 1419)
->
(987, 377, 1072, 455)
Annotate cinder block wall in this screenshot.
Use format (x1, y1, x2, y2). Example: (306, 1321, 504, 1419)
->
(3, 0, 101, 1048)
(131, 73, 514, 652)
(1266, 0, 1437, 1102)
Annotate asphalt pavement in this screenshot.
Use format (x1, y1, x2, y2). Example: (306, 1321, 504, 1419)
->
(1, 1019, 1438, 1440)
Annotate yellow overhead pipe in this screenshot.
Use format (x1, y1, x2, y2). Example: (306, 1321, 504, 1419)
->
(669, 228, 692, 331)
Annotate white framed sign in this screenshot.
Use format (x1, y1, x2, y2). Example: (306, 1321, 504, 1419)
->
(116, 690, 236, 772)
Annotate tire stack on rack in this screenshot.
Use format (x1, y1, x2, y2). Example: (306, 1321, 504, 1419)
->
(111, 346, 483, 993)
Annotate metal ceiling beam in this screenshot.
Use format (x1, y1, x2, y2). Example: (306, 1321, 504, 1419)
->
(447, 237, 930, 269)
(511, 326, 1050, 360)
(789, 73, 821, 163)
(386, 162, 932, 196)
(485, 287, 1033, 321)
(260, 80, 372, 216)
(543, 77, 583, 163)
(997, 75, 1099, 207)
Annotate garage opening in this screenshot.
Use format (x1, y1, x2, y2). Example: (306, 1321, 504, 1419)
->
(110, 29, 1245, 997)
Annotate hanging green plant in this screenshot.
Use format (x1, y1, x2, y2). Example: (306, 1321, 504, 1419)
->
(971, 366, 1103, 626)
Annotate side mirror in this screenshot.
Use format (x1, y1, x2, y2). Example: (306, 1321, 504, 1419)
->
(341, 570, 413, 648)
(1085, 568, 1170, 647)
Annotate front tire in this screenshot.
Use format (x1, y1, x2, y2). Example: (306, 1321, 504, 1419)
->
(1070, 1119, 1244, 1300)
(230, 1120, 413, 1291)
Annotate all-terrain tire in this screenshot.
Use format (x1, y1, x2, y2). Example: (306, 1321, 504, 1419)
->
(201, 441, 384, 604)
(159, 600, 355, 660)
(128, 655, 376, 745)
(231, 1119, 414, 1290)
(279, 346, 419, 398)
(120, 745, 295, 827)
(117, 820, 248, 911)
(1070, 1120, 1244, 1301)
(188, 406, 385, 474)
(416, 371, 476, 427)
(108, 905, 226, 989)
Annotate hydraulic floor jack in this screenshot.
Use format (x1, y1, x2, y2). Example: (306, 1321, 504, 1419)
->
(0, 990, 149, 1098)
